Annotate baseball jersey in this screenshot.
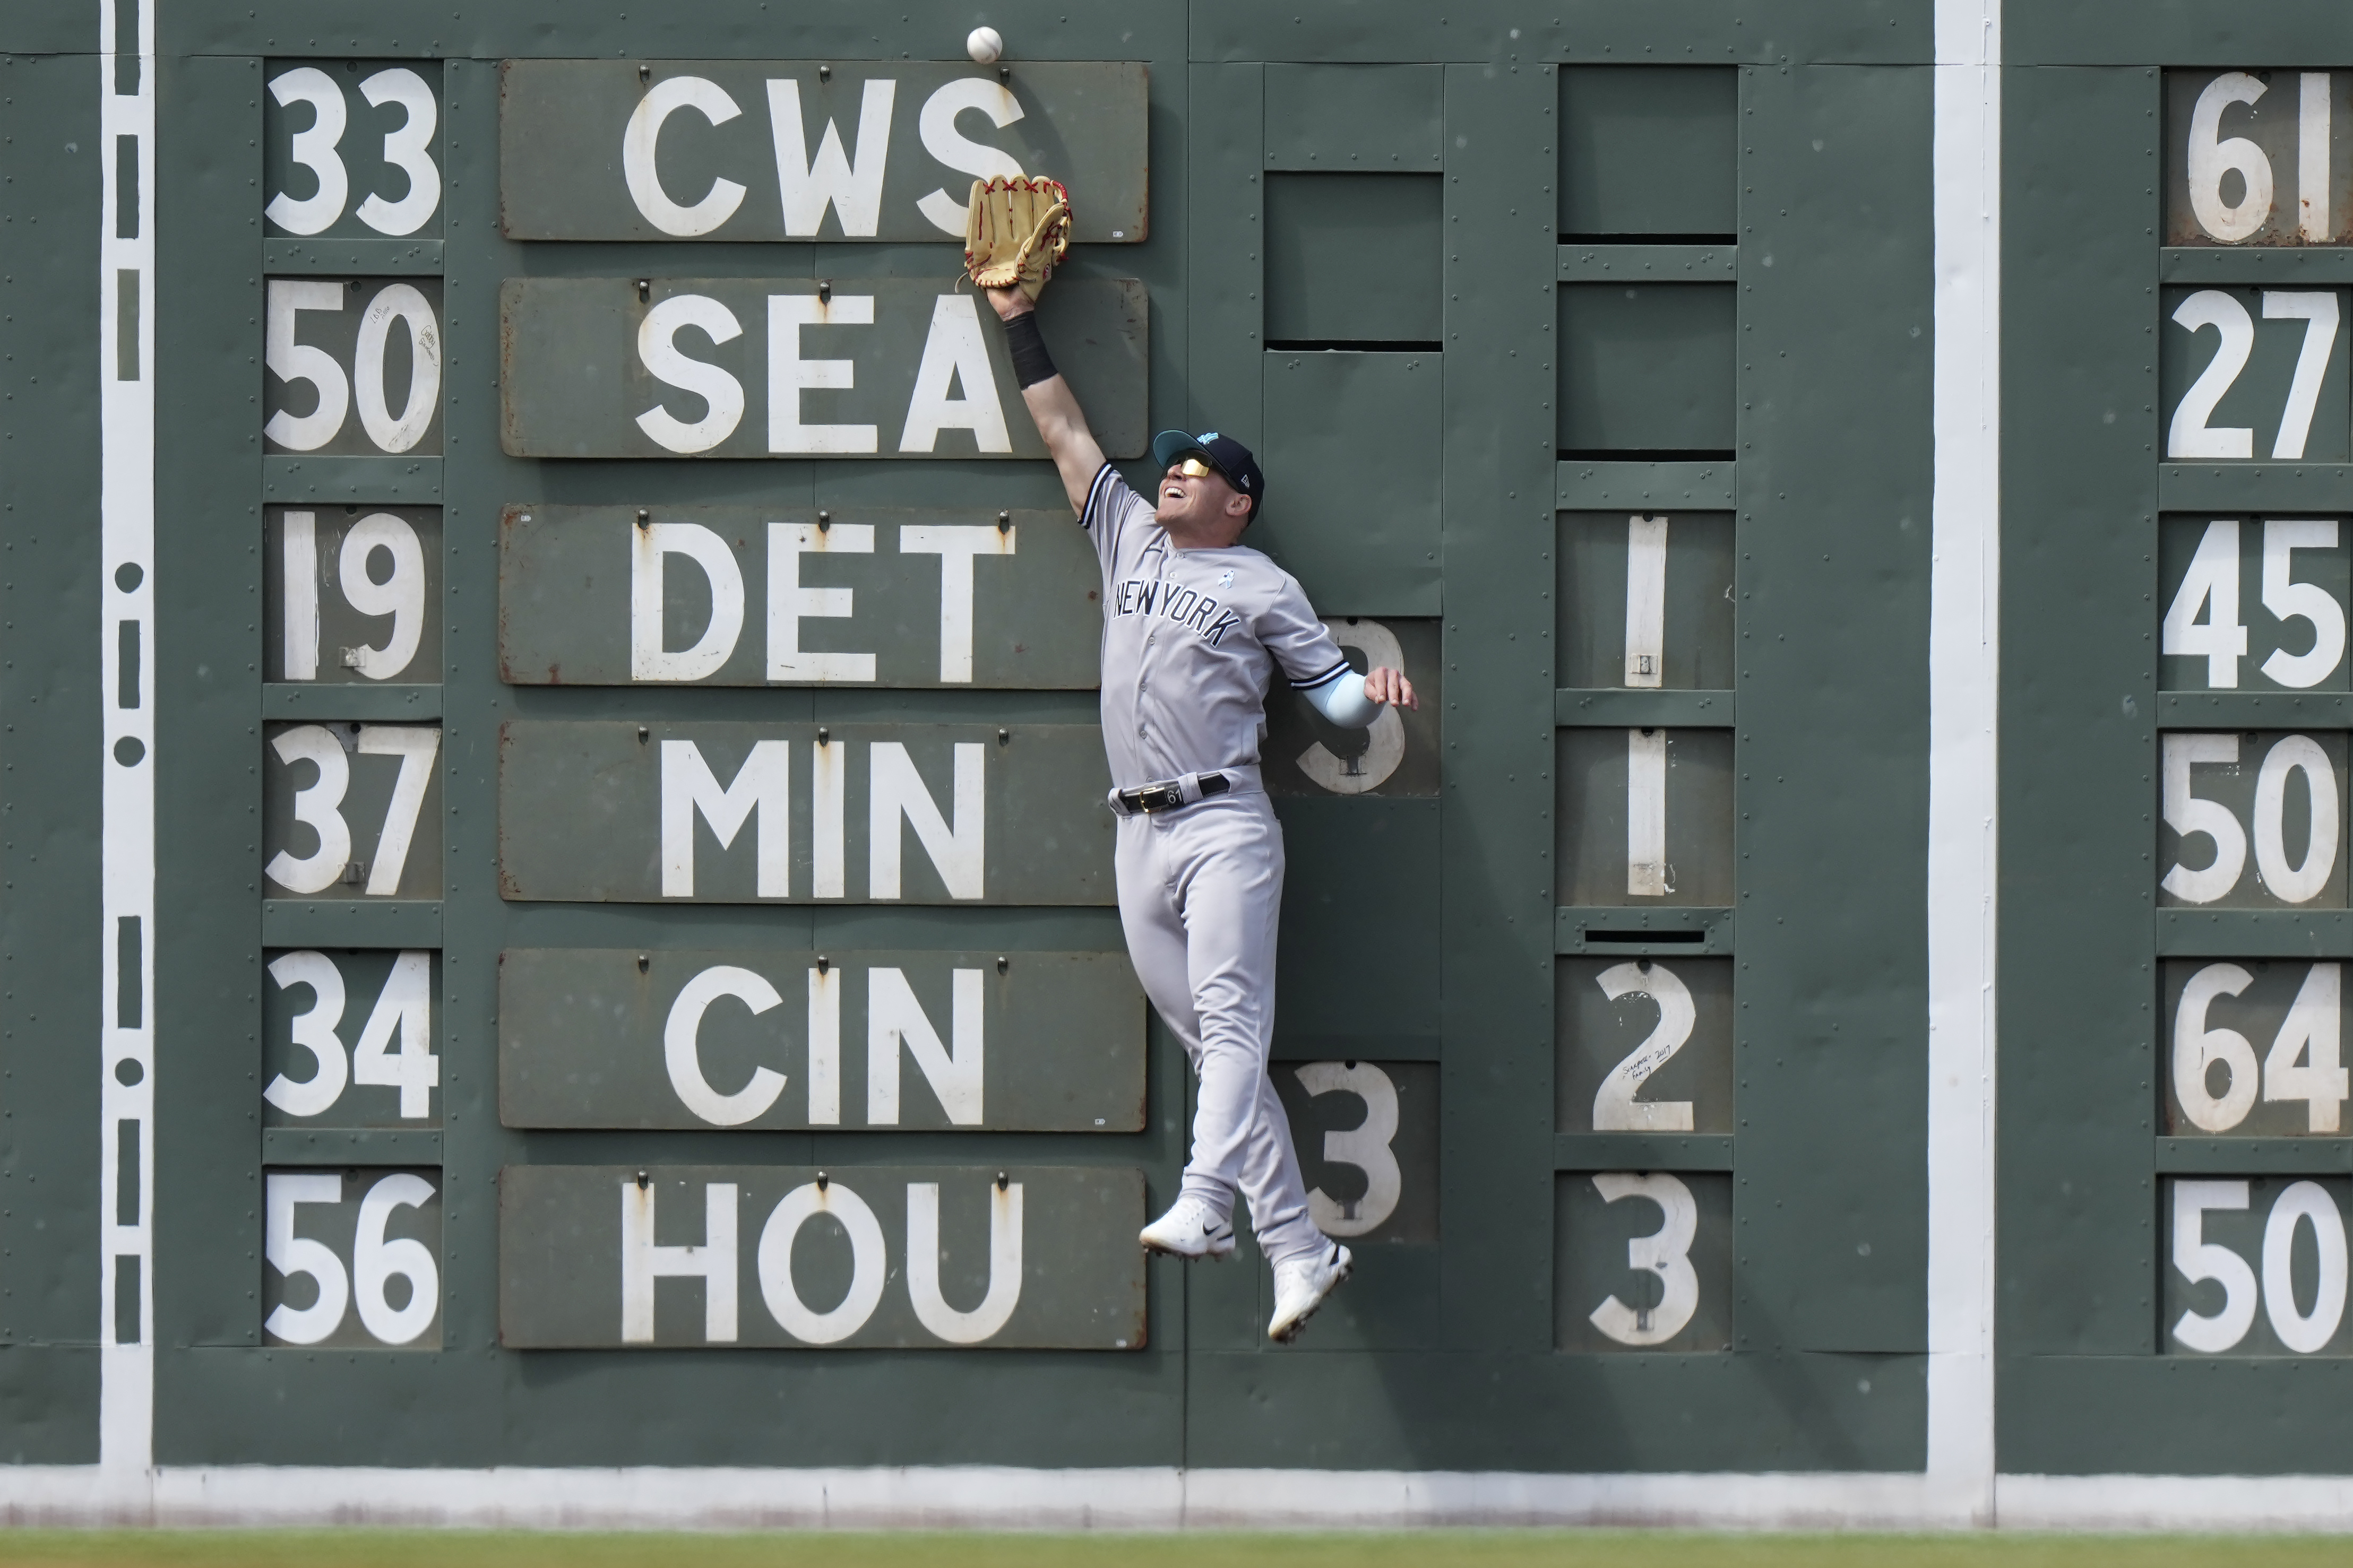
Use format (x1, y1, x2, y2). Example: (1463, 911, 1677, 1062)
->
(1082, 463, 1352, 789)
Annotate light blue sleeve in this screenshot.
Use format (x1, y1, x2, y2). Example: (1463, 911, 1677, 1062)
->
(1299, 669, 1383, 728)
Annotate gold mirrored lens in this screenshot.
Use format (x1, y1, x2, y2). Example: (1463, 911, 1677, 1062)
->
(1173, 457, 1215, 479)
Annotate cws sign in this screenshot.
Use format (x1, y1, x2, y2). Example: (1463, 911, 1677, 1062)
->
(499, 61, 1149, 242)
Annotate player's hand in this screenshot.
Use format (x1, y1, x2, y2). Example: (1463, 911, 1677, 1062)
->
(985, 283, 1039, 321)
(1364, 666, 1418, 710)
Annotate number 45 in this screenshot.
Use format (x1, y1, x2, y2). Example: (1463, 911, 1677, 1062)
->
(2164, 518, 2347, 688)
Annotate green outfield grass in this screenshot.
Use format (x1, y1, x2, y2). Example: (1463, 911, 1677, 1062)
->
(0, 1534, 2345, 1568)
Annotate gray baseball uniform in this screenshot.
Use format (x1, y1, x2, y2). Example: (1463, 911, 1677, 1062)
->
(1083, 462, 1360, 1267)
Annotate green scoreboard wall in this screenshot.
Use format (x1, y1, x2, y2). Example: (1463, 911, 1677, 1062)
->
(1, 0, 2350, 1531)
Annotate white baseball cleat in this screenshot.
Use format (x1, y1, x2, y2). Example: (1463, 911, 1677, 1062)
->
(1139, 1195, 1236, 1260)
(1268, 1241, 1354, 1342)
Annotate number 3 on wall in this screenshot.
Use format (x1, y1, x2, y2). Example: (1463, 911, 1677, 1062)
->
(1588, 1172, 1701, 1347)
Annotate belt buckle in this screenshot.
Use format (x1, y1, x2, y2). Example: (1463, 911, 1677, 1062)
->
(1132, 781, 1185, 812)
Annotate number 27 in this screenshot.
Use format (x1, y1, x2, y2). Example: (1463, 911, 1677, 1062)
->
(2170, 290, 2341, 461)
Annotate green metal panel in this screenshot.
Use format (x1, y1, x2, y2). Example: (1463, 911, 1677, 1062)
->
(1559, 282, 1737, 455)
(497, 1164, 1145, 1349)
(497, 948, 1144, 1131)
(498, 504, 1100, 689)
(498, 276, 1148, 461)
(494, 721, 1111, 905)
(0, 48, 106, 1459)
(1254, 352, 1442, 612)
(1263, 174, 1442, 343)
(1263, 65, 1442, 174)
(1558, 66, 1738, 239)
(497, 61, 1149, 244)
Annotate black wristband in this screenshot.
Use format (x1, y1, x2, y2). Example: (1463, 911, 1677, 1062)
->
(1005, 310, 1059, 389)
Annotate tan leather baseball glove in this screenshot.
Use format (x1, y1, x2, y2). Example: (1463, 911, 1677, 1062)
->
(964, 175, 1072, 300)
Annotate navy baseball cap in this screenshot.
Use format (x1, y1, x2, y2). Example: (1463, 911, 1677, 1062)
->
(1152, 429, 1265, 518)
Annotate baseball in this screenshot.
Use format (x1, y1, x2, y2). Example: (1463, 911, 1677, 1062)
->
(967, 26, 1003, 64)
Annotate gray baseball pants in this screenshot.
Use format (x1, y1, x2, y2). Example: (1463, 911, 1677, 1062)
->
(1114, 792, 1325, 1267)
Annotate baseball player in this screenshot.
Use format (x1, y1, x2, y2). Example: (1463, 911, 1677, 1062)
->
(978, 259, 1418, 1344)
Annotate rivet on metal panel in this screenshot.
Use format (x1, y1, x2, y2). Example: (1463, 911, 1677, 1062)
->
(817, 510, 830, 532)
(997, 510, 1010, 533)
(997, 64, 1010, 83)
(635, 279, 649, 302)
(996, 955, 1009, 974)
(635, 1169, 648, 1189)
(996, 1171, 1009, 1191)
(637, 64, 650, 84)
(636, 954, 649, 973)
(997, 728, 1010, 745)
(817, 280, 832, 305)
(816, 1171, 829, 1190)
(816, 954, 829, 975)
(817, 726, 830, 745)
(818, 64, 832, 82)
(635, 508, 649, 530)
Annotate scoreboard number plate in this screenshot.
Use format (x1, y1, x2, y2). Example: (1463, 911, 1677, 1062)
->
(1555, 1170, 1734, 1353)
(2167, 71, 2353, 247)
(264, 62, 444, 239)
(265, 948, 441, 1127)
(263, 722, 444, 899)
(266, 506, 442, 685)
(263, 1166, 444, 1349)
(2159, 516, 2349, 692)
(1556, 727, 1735, 906)
(2167, 1175, 2353, 1356)
(2161, 288, 2348, 462)
(263, 277, 444, 456)
(1556, 512, 1736, 691)
(1271, 1060, 1440, 1243)
(2158, 730, 2348, 907)
(1556, 956, 1734, 1134)
(2164, 959, 2350, 1136)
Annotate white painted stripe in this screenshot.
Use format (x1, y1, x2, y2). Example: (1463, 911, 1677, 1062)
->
(96, 0, 156, 1479)
(1928, 0, 2001, 1518)
(0, 1467, 2336, 1530)
(2302, 73, 2331, 243)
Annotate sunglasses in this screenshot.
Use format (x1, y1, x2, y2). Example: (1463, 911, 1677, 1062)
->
(1168, 457, 1218, 480)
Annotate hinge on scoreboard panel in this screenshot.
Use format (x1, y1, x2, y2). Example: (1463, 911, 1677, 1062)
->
(341, 861, 368, 887)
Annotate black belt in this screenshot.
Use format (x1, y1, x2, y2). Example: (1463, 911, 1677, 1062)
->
(1116, 772, 1230, 815)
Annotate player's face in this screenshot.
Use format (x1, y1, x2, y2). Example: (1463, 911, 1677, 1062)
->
(1156, 460, 1249, 534)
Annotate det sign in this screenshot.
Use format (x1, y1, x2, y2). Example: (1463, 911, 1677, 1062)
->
(499, 505, 1101, 689)
(498, 277, 1147, 460)
(498, 60, 1148, 243)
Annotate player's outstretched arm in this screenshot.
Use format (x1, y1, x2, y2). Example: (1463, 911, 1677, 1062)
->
(985, 285, 1107, 517)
